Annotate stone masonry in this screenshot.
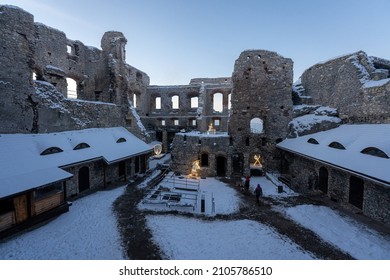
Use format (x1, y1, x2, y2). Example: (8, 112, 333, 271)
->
(229, 50, 294, 174)
(0, 5, 149, 141)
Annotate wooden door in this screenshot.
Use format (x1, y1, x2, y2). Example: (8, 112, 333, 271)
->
(13, 195, 28, 224)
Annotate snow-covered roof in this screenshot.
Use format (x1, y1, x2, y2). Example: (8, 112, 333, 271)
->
(0, 127, 152, 198)
(277, 124, 390, 185)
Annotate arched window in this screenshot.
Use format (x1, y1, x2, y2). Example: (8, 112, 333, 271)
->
(66, 78, 77, 99)
(307, 138, 319, 145)
(40, 147, 63, 156)
(116, 137, 127, 143)
(213, 92, 223, 113)
(191, 97, 199, 108)
(250, 118, 264, 134)
(73, 143, 90, 150)
(328, 141, 346, 150)
(172, 95, 179, 109)
(360, 147, 389, 159)
(155, 97, 161, 109)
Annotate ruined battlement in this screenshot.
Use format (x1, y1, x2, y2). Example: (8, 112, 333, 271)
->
(300, 51, 390, 124)
(0, 5, 149, 139)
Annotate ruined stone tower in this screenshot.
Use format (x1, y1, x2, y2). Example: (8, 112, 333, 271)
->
(229, 50, 293, 175)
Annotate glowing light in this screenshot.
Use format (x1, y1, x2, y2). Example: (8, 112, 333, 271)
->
(207, 123, 216, 134)
(254, 155, 262, 166)
(153, 144, 162, 156)
(191, 160, 201, 177)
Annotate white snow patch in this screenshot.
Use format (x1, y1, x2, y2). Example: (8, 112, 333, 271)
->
(0, 187, 126, 260)
(146, 216, 314, 260)
(279, 205, 390, 259)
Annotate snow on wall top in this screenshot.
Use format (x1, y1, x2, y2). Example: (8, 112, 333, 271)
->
(0, 127, 152, 198)
(277, 124, 390, 184)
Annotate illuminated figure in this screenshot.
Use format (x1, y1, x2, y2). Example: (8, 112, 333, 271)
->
(191, 160, 201, 177)
(208, 123, 216, 134)
(153, 144, 162, 156)
(254, 155, 262, 166)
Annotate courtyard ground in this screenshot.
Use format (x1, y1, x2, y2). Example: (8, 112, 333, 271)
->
(1, 155, 390, 260)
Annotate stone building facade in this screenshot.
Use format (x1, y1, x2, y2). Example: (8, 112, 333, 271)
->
(229, 50, 293, 175)
(0, 5, 149, 141)
(2, 5, 390, 228)
(142, 78, 232, 152)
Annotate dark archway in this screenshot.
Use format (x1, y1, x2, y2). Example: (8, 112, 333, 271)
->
(216, 156, 227, 177)
(232, 153, 243, 176)
(349, 176, 364, 209)
(318, 167, 328, 194)
(119, 161, 126, 180)
(201, 153, 209, 167)
(78, 166, 90, 192)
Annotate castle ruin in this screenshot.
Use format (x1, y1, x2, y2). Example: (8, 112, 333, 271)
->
(1, 4, 390, 231)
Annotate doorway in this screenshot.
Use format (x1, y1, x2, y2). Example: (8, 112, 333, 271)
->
(349, 176, 364, 209)
(78, 166, 90, 192)
(216, 156, 227, 177)
(318, 167, 329, 194)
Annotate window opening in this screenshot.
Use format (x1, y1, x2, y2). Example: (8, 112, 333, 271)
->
(161, 120, 166, 126)
(228, 93, 231, 110)
(155, 97, 161, 109)
(66, 78, 77, 99)
(360, 147, 389, 159)
(307, 138, 319, 144)
(250, 118, 264, 134)
(329, 142, 346, 150)
(174, 119, 179, 126)
(133, 94, 137, 108)
(40, 147, 63, 156)
(116, 137, 127, 143)
(74, 143, 90, 150)
(172, 95, 179, 109)
(190, 119, 197, 126)
(191, 97, 199, 108)
(213, 92, 223, 113)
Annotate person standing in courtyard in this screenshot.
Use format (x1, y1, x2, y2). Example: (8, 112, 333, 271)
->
(244, 176, 250, 193)
(255, 183, 263, 204)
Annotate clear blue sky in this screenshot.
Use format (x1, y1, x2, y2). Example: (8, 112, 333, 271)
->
(2, 0, 390, 85)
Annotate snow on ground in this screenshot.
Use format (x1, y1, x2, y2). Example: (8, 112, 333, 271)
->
(138, 175, 241, 215)
(278, 205, 390, 260)
(1, 164, 390, 260)
(146, 216, 314, 260)
(0, 186, 126, 260)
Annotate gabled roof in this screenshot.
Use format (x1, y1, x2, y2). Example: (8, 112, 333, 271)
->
(277, 124, 390, 185)
(0, 127, 152, 198)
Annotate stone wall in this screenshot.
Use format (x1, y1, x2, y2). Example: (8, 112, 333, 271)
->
(229, 50, 294, 174)
(281, 150, 390, 226)
(143, 78, 232, 151)
(171, 133, 232, 177)
(300, 51, 390, 124)
(0, 5, 149, 140)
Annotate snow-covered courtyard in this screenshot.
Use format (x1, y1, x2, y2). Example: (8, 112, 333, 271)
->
(1, 161, 390, 260)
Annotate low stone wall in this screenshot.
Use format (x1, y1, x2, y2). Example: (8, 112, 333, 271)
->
(282, 150, 390, 226)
